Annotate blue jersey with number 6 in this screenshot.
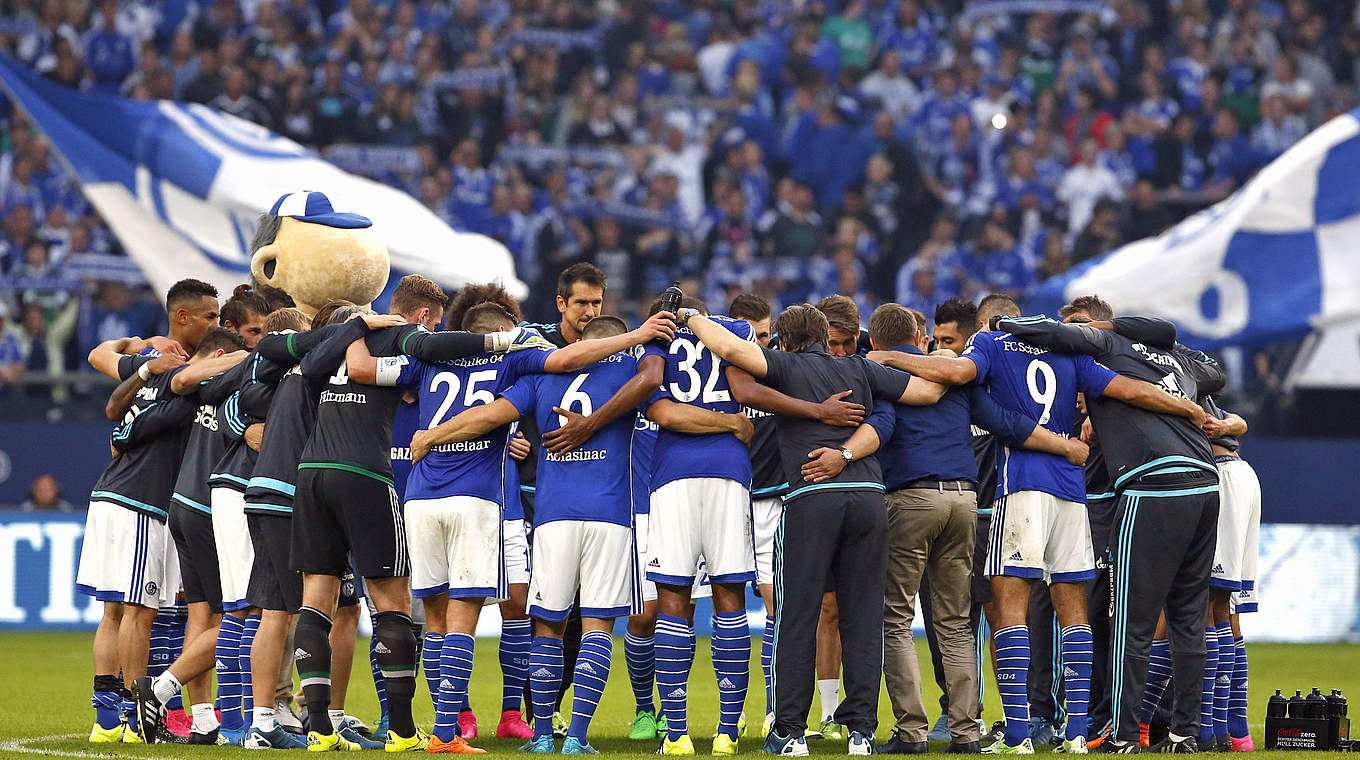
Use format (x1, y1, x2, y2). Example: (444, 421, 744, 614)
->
(384, 348, 551, 504)
(641, 316, 755, 491)
(500, 352, 639, 528)
(962, 330, 1116, 502)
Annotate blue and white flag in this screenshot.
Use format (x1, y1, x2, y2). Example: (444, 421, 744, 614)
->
(1027, 107, 1360, 349)
(0, 53, 525, 300)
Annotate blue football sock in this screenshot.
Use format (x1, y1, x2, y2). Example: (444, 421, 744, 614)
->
(623, 631, 656, 714)
(239, 613, 260, 714)
(370, 625, 388, 723)
(567, 630, 612, 743)
(1228, 637, 1249, 739)
(655, 614, 695, 742)
(1213, 623, 1233, 738)
(711, 611, 750, 740)
(1138, 639, 1172, 724)
(423, 633, 444, 704)
(93, 675, 124, 729)
(500, 619, 532, 713)
(433, 633, 474, 742)
(1061, 624, 1093, 741)
(761, 615, 775, 716)
(150, 603, 188, 710)
(993, 625, 1030, 747)
(216, 615, 246, 732)
(527, 636, 564, 738)
(1198, 627, 1218, 744)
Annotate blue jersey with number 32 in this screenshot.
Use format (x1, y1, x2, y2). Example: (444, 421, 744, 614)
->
(500, 352, 639, 528)
(641, 316, 755, 491)
(389, 348, 551, 504)
(962, 331, 1116, 502)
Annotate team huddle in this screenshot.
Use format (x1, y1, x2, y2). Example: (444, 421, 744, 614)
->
(74, 228, 1260, 755)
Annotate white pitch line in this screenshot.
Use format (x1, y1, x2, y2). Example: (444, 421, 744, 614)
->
(0, 733, 168, 758)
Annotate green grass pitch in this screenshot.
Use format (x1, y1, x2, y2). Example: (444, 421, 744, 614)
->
(0, 632, 1354, 757)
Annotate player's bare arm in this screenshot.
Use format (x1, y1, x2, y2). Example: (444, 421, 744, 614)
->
(726, 365, 865, 426)
(800, 423, 883, 483)
(685, 311, 767, 377)
(169, 351, 249, 394)
(644, 398, 754, 444)
(410, 397, 522, 463)
(541, 354, 665, 454)
(866, 349, 977, 385)
(541, 312, 677, 373)
(1020, 425, 1090, 466)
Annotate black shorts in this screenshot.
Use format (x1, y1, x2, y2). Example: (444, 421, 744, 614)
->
(292, 467, 408, 579)
(169, 504, 223, 613)
(971, 514, 994, 605)
(248, 512, 363, 612)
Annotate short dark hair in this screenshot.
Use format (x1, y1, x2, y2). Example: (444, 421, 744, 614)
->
(868, 304, 917, 349)
(557, 262, 606, 300)
(728, 292, 771, 322)
(253, 283, 295, 312)
(391, 274, 448, 318)
(977, 293, 1020, 327)
(447, 282, 522, 333)
(1060, 294, 1114, 321)
(462, 302, 518, 334)
(312, 299, 358, 328)
(263, 307, 310, 333)
(815, 295, 861, 337)
(934, 298, 978, 335)
(193, 326, 248, 357)
(581, 315, 629, 340)
(221, 284, 271, 329)
(773, 304, 830, 353)
(166, 279, 218, 311)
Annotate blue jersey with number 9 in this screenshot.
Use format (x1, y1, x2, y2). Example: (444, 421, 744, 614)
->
(382, 348, 551, 504)
(641, 316, 755, 492)
(962, 330, 1116, 502)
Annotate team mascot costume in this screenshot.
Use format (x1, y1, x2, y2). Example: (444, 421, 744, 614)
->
(249, 191, 390, 313)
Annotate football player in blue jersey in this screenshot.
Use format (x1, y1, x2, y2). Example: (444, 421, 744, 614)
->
(868, 295, 1205, 755)
(343, 303, 676, 752)
(408, 315, 751, 754)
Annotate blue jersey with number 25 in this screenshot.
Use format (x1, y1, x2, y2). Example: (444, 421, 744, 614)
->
(641, 316, 755, 492)
(963, 330, 1116, 503)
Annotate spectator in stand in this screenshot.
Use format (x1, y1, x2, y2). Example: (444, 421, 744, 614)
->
(82, 0, 136, 95)
(822, 0, 873, 72)
(209, 65, 271, 126)
(1206, 108, 1255, 198)
(967, 219, 1033, 297)
(860, 50, 920, 121)
(1063, 86, 1114, 156)
(2, 158, 47, 224)
(762, 181, 823, 260)
(1261, 53, 1315, 117)
(1071, 198, 1125, 265)
(1252, 92, 1308, 163)
(1058, 138, 1124, 238)
(1056, 22, 1118, 107)
(21, 473, 76, 512)
(0, 300, 24, 391)
(1122, 179, 1175, 243)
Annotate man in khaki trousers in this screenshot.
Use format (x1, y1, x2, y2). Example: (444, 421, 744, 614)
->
(863, 305, 1081, 753)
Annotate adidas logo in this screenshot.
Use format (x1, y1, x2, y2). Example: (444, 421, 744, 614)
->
(215, 659, 227, 671)
(1009, 552, 1023, 562)
(718, 678, 736, 689)
(440, 679, 454, 690)
(580, 663, 596, 674)
(293, 648, 310, 660)
(667, 687, 687, 699)
(532, 668, 554, 679)
(648, 558, 661, 568)
(1063, 666, 1079, 678)
(1212, 564, 1224, 573)
(374, 642, 392, 655)
(1217, 675, 1231, 685)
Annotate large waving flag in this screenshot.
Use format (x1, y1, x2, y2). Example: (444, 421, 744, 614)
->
(1027, 107, 1360, 349)
(0, 53, 525, 300)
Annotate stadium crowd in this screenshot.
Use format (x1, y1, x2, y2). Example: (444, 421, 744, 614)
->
(2, 0, 1359, 405)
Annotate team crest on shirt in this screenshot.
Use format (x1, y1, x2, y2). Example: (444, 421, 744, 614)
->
(145, 581, 159, 596)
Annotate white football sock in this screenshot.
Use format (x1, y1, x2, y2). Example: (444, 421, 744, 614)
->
(252, 705, 277, 731)
(191, 703, 219, 733)
(151, 672, 181, 705)
(817, 679, 839, 722)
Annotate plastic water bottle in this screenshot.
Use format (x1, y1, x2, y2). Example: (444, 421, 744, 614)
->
(1307, 688, 1329, 719)
(1268, 690, 1287, 718)
(1288, 690, 1305, 718)
(658, 282, 683, 319)
(1328, 689, 1348, 719)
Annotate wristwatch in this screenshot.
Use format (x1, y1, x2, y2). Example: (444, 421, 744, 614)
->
(840, 448, 854, 463)
(677, 308, 700, 327)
